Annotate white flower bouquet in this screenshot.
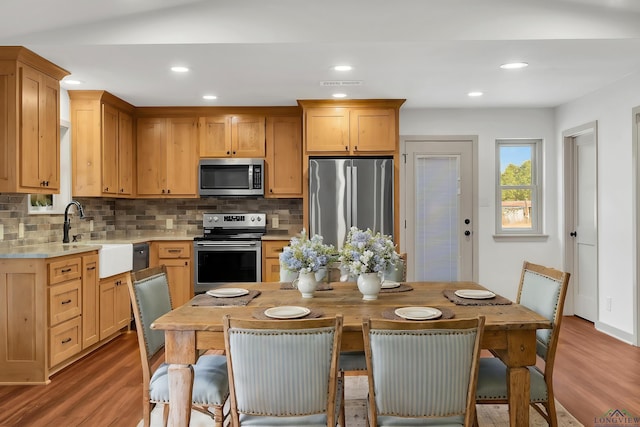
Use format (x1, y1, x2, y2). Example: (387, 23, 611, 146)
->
(339, 227, 399, 276)
(279, 229, 335, 274)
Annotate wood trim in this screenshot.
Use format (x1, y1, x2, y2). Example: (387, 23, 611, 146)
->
(135, 105, 301, 117)
(0, 46, 70, 80)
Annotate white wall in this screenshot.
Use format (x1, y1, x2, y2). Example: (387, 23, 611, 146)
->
(399, 108, 560, 301)
(556, 71, 640, 341)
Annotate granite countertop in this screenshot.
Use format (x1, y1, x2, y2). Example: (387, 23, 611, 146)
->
(0, 231, 296, 259)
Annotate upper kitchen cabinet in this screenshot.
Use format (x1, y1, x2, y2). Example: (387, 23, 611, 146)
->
(199, 114, 265, 158)
(136, 116, 199, 197)
(298, 99, 405, 155)
(0, 47, 69, 194)
(69, 91, 135, 197)
(265, 114, 302, 198)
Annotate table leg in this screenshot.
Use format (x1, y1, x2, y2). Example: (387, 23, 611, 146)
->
(507, 366, 530, 427)
(168, 363, 194, 427)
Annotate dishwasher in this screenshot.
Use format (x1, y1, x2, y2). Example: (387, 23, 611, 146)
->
(132, 242, 150, 272)
(131, 242, 150, 329)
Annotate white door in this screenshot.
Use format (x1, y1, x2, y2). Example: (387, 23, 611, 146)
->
(403, 138, 476, 281)
(564, 123, 598, 321)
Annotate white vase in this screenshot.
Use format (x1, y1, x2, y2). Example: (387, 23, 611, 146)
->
(357, 272, 382, 300)
(294, 272, 318, 298)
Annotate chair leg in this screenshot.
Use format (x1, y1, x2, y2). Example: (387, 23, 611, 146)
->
(162, 404, 169, 427)
(143, 402, 152, 427)
(213, 404, 225, 427)
(339, 372, 346, 426)
(473, 405, 480, 427)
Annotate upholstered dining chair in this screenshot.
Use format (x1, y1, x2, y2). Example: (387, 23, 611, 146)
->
(363, 316, 485, 427)
(223, 314, 343, 427)
(128, 266, 229, 427)
(474, 261, 571, 427)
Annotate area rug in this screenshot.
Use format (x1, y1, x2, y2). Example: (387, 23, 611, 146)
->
(139, 376, 583, 426)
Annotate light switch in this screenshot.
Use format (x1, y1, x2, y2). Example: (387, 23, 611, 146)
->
(166, 218, 173, 229)
(0, 224, 3, 241)
(89, 220, 94, 232)
(272, 216, 279, 229)
(18, 222, 24, 238)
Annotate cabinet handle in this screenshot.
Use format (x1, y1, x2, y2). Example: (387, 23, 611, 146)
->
(168, 249, 181, 253)
(61, 299, 72, 305)
(270, 189, 273, 193)
(162, 189, 165, 194)
(226, 151, 230, 155)
(120, 188, 124, 193)
(233, 151, 236, 155)
(61, 268, 72, 273)
(104, 187, 109, 192)
(61, 338, 72, 344)
(87, 266, 96, 271)
(354, 146, 358, 151)
(167, 189, 171, 194)
(345, 146, 348, 151)
(184, 261, 188, 266)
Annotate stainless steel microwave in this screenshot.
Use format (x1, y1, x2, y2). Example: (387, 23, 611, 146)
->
(198, 158, 264, 197)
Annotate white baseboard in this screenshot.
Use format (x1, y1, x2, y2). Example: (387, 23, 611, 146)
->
(595, 320, 636, 345)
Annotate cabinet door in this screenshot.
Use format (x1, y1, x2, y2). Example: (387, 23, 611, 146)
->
(40, 73, 61, 191)
(232, 115, 266, 157)
(19, 66, 44, 189)
(261, 240, 288, 282)
(349, 108, 396, 153)
(101, 104, 119, 195)
(163, 258, 192, 307)
(82, 254, 99, 349)
(305, 107, 349, 153)
(99, 278, 117, 339)
(115, 277, 131, 330)
(136, 118, 166, 195)
(117, 110, 134, 195)
(199, 115, 232, 157)
(166, 117, 198, 196)
(265, 116, 302, 197)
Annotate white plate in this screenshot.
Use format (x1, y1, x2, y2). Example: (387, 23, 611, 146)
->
(381, 281, 401, 289)
(454, 289, 496, 299)
(264, 306, 311, 319)
(206, 288, 249, 298)
(395, 306, 442, 320)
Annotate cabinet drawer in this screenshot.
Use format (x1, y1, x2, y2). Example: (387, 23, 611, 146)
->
(49, 257, 82, 285)
(49, 316, 82, 367)
(262, 240, 289, 258)
(49, 279, 82, 326)
(157, 242, 191, 259)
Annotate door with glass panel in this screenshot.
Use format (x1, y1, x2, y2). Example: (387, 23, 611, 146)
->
(403, 138, 475, 281)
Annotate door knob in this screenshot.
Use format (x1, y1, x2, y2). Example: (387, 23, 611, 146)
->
(464, 230, 471, 236)
(570, 231, 577, 237)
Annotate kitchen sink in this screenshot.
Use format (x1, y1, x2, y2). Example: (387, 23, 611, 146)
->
(97, 243, 133, 279)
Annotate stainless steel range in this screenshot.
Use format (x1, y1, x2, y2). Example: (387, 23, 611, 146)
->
(193, 212, 266, 293)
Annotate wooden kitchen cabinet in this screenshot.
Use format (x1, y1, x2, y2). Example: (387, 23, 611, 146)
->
(99, 272, 130, 340)
(265, 115, 302, 197)
(150, 241, 193, 306)
(262, 240, 289, 282)
(137, 117, 199, 197)
(0, 47, 69, 194)
(69, 90, 135, 197)
(298, 99, 405, 155)
(81, 254, 100, 349)
(199, 114, 265, 158)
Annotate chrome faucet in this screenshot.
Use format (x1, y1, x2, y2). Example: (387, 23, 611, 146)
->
(63, 200, 86, 243)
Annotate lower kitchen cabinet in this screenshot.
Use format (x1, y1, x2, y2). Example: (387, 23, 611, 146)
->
(262, 240, 289, 282)
(99, 272, 131, 340)
(151, 241, 193, 306)
(0, 250, 135, 384)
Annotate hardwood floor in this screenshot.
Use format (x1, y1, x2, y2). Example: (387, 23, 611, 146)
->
(0, 316, 638, 426)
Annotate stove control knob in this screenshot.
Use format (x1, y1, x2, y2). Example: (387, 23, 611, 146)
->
(212, 216, 219, 222)
(250, 216, 255, 222)
(256, 216, 262, 222)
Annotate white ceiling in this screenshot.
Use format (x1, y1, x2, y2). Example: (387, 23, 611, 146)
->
(2, 0, 640, 108)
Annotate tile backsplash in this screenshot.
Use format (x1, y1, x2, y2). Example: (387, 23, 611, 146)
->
(0, 194, 303, 249)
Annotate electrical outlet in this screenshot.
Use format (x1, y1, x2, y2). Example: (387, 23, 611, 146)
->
(606, 297, 612, 311)
(89, 220, 94, 232)
(18, 222, 24, 238)
(0, 224, 3, 241)
(272, 215, 279, 229)
(166, 218, 173, 230)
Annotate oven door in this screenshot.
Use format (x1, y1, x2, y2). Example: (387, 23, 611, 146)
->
(194, 240, 262, 293)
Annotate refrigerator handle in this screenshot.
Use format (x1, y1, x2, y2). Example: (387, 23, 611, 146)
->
(352, 166, 358, 227)
(346, 165, 352, 227)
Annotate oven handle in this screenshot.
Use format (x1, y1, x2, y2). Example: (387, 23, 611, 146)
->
(195, 242, 259, 247)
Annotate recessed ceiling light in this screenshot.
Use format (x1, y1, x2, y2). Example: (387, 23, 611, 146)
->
(171, 66, 189, 73)
(62, 79, 82, 85)
(333, 93, 347, 98)
(500, 62, 528, 70)
(468, 91, 483, 97)
(333, 65, 353, 71)
(202, 95, 218, 100)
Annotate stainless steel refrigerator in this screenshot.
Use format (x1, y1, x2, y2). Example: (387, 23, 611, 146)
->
(308, 157, 394, 249)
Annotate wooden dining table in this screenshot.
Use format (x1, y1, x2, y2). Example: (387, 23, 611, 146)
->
(151, 280, 550, 427)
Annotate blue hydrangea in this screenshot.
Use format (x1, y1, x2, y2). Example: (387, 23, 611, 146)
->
(280, 229, 335, 273)
(338, 227, 399, 275)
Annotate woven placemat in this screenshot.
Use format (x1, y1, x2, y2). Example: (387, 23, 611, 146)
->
(381, 306, 455, 321)
(252, 307, 324, 320)
(443, 289, 512, 306)
(279, 282, 333, 291)
(190, 290, 261, 307)
(379, 283, 413, 293)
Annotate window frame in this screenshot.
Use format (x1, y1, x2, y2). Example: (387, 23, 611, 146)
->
(495, 138, 543, 236)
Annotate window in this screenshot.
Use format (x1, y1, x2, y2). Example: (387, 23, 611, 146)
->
(496, 139, 542, 235)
